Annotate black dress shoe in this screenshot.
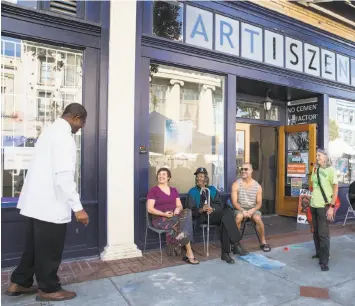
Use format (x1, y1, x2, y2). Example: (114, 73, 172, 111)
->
(232, 243, 249, 256)
(320, 264, 329, 272)
(221, 252, 235, 264)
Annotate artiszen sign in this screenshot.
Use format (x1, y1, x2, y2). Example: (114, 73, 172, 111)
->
(184, 5, 355, 87)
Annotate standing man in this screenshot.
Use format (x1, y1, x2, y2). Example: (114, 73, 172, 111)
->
(231, 163, 271, 252)
(186, 167, 249, 264)
(5, 103, 89, 302)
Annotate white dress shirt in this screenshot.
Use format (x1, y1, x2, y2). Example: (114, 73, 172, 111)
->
(17, 118, 83, 224)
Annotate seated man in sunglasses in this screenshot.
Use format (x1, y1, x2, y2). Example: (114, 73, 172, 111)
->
(186, 167, 249, 264)
(231, 163, 271, 252)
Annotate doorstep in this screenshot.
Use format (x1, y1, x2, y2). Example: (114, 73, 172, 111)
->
(1, 222, 354, 293)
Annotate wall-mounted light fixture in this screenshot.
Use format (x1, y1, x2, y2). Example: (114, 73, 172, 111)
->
(263, 89, 273, 112)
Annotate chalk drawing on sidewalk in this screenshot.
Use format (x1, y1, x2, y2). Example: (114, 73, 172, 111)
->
(120, 280, 144, 294)
(148, 272, 196, 293)
(238, 254, 285, 270)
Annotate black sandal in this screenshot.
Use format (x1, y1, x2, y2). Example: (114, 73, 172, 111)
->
(182, 255, 199, 265)
(260, 244, 271, 252)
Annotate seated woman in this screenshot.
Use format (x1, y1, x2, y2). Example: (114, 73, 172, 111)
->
(147, 167, 199, 264)
(185, 167, 249, 264)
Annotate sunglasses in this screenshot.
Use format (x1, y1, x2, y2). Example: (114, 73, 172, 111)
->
(240, 168, 250, 172)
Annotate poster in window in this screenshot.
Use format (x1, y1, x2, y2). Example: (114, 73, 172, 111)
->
(287, 151, 307, 178)
(4, 147, 35, 171)
(291, 177, 302, 197)
(164, 120, 192, 155)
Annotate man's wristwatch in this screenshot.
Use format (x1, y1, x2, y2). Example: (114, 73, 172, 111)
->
(330, 203, 335, 208)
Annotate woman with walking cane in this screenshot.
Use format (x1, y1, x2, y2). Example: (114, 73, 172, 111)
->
(310, 149, 339, 272)
(186, 167, 249, 264)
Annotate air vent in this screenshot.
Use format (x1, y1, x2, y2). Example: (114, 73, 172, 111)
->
(50, 0, 77, 16)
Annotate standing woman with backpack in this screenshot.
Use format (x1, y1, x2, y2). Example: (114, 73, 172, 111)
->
(310, 148, 338, 272)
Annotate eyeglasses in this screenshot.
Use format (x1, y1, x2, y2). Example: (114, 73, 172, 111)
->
(240, 168, 249, 172)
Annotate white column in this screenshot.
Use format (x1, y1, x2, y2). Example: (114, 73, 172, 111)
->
(198, 85, 215, 136)
(166, 79, 184, 121)
(101, 0, 142, 261)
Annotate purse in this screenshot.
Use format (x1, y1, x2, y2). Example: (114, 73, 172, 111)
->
(316, 167, 340, 220)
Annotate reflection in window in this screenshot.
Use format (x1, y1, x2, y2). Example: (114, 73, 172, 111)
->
(337, 107, 343, 122)
(149, 64, 224, 193)
(153, 1, 183, 41)
(1, 36, 83, 198)
(236, 101, 279, 121)
(287, 132, 309, 186)
(2, 0, 37, 9)
(328, 98, 355, 184)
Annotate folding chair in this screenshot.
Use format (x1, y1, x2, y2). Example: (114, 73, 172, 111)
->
(226, 198, 261, 243)
(240, 218, 262, 243)
(143, 209, 173, 263)
(343, 193, 355, 227)
(200, 224, 218, 256)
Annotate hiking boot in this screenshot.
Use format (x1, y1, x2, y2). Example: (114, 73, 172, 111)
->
(5, 283, 38, 296)
(232, 243, 249, 256)
(221, 252, 235, 264)
(36, 289, 77, 302)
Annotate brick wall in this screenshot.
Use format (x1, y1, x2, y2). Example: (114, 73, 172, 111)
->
(251, 0, 355, 42)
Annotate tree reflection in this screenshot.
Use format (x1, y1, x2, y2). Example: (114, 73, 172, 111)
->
(153, 1, 182, 41)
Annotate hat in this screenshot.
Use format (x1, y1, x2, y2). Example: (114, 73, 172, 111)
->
(194, 167, 208, 175)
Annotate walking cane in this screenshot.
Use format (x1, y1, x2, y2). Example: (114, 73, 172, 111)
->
(200, 187, 211, 256)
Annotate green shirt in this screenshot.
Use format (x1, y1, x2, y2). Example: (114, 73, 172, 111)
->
(311, 166, 338, 208)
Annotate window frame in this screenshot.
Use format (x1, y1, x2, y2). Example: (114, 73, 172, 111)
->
(0, 34, 89, 203)
(148, 63, 226, 193)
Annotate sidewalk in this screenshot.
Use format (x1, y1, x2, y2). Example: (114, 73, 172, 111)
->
(2, 221, 354, 293)
(2, 232, 355, 305)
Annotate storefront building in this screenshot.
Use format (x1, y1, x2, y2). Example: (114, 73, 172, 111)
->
(1, 0, 110, 267)
(2, 1, 355, 266)
(136, 1, 355, 252)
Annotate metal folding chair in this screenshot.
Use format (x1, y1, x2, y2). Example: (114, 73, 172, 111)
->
(143, 209, 173, 263)
(240, 218, 262, 243)
(200, 224, 218, 256)
(343, 193, 355, 227)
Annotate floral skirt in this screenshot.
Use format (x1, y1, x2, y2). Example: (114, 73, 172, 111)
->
(152, 209, 193, 256)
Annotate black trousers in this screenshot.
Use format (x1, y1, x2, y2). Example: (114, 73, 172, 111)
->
(11, 217, 67, 293)
(206, 209, 242, 253)
(311, 207, 330, 265)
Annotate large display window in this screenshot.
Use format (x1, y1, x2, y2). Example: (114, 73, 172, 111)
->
(1, 36, 83, 199)
(149, 64, 225, 192)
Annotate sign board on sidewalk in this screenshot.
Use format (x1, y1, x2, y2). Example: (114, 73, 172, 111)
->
(297, 189, 311, 224)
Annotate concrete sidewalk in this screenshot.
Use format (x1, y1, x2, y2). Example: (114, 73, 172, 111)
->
(2, 234, 355, 306)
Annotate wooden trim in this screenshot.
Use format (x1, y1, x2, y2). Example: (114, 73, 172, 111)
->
(251, 1, 355, 42)
(277, 123, 317, 216)
(276, 126, 285, 215)
(308, 124, 317, 186)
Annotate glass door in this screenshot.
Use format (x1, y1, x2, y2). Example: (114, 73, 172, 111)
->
(277, 124, 316, 216)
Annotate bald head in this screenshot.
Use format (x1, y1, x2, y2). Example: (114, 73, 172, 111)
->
(62, 103, 87, 119)
(62, 103, 87, 134)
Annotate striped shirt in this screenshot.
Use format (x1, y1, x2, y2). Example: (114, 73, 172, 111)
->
(237, 179, 259, 210)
